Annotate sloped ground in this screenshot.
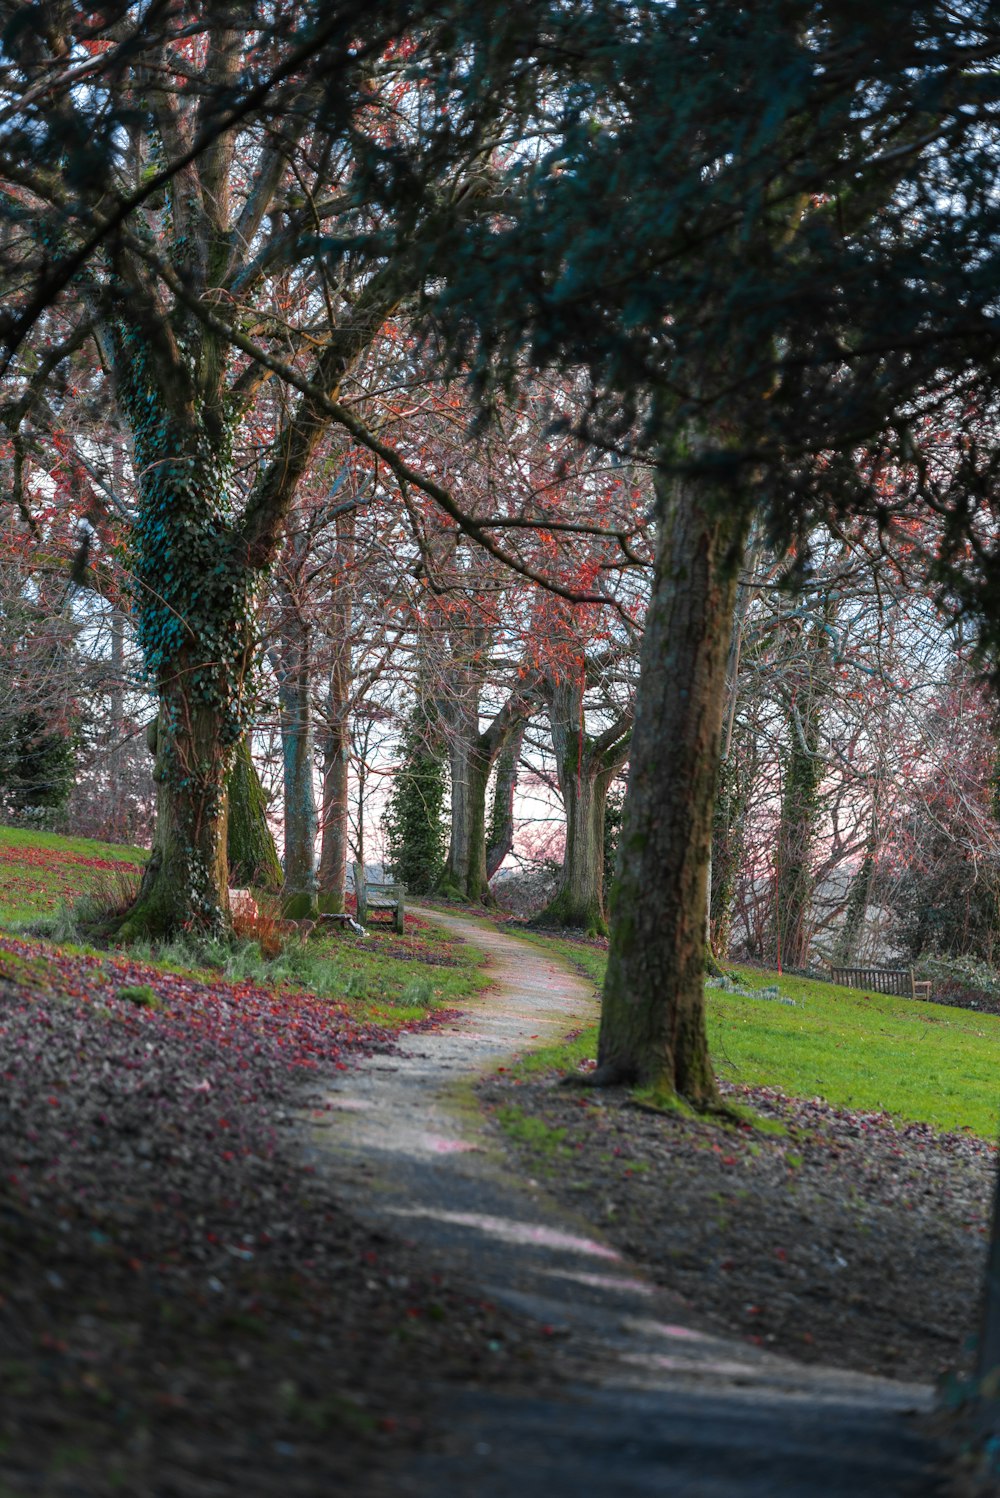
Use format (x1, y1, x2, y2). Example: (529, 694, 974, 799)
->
(480, 1072, 995, 1386)
(310, 908, 957, 1498)
(0, 934, 555, 1496)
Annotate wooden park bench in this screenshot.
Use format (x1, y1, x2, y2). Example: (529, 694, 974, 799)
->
(829, 965, 932, 1002)
(351, 862, 405, 934)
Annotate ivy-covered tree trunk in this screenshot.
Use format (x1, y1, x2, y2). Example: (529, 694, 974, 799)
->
(832, 840, 876, 966)
(710, 752, 753, 960)
(279, 658, 318, 917)
(227, 736, 282, 890)
(383, 698, 447, 893)
(596, 478, 748, 1100)
(114, 396, 255, 940)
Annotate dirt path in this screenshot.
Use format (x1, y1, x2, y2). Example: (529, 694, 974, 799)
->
(305, 909, 950, 1497)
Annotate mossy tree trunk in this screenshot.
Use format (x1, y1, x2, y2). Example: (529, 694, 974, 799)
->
(227, 735, 282, 890)
(772, 608, 832, 969)
(596, 475, 749, 1101)
(113, 396, 255, 942)
(486, 722, 524, 879)
(538, 676, 631, 935)
(832, 816, 877, 966)
(277, 643, 318, 917)
(111, 287, 399, 940)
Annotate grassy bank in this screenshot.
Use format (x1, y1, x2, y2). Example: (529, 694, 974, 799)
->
(0, 825, 491, 1024)
(499, 928, 1000, 1139)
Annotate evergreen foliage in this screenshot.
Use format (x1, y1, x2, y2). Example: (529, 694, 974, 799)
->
(383, 703, 447, 894)
(602, 779, 624, 903)
(0, 710, 74, 821)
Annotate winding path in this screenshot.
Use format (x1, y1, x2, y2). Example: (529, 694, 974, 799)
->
(304, 909, 947, 1497)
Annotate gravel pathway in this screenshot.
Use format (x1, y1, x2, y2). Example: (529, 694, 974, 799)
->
(304, 909, 951, 1498)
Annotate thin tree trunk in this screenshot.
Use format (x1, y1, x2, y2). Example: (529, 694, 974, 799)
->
(486, 722, 524, 879)
(279, 652, 318, 916)
(318, 508, 355, 913)
(540, 679, 629, 934)
(772, 613, 831, 969)
(596, 480, 748, 1100)
(318, 717, 350, 912)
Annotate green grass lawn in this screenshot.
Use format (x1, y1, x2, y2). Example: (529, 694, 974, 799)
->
(0, 823, 148, 923)
(502, 927, 1000, 1140)
(0, 823, 489, 1023)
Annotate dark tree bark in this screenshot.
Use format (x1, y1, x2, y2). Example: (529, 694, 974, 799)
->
(316, 511, 355, 913)
(274, 588, 318, 918)
(440, 676, 535, 903)
(538, 677, 630, 935)
(596, 477, 748, 1101)
(486, 721, 524, 879)
(772, 608, 832, 969)
(227, 735, 282, 890)
(442, 716, 493, 902)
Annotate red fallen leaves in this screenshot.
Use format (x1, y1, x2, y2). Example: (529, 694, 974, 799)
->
(0, 844, 144, 908)
(0, 929, 453, 1261)
(0, 845, 141, 874)
(0, 931, 446, 1076)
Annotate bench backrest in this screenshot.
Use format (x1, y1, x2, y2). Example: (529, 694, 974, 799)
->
(829, 966, 926, 999)
(352, 863, 405, 929)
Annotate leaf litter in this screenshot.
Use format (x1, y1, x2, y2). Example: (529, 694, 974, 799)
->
(479, 1068, 997, 1386)
(0, 934, 554, 1496)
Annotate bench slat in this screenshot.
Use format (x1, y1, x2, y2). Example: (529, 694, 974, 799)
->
(829, 966, 931, 1001)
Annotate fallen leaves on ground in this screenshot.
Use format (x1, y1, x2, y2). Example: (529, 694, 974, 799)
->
(0, 937, 544, 1496)
(479, 1070, 997, 1384)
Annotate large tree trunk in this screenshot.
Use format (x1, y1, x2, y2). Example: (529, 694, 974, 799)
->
(120, 703, 233, 941)
(596, 481, 748, 1101)
(545, 765, 612, 934)
(115, 414, 253, 942)
(227, 735, 282, 890)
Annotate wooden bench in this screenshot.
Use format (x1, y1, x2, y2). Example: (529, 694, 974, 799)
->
(829, 965, 932, 1002)
(352, 862, 405, 934)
